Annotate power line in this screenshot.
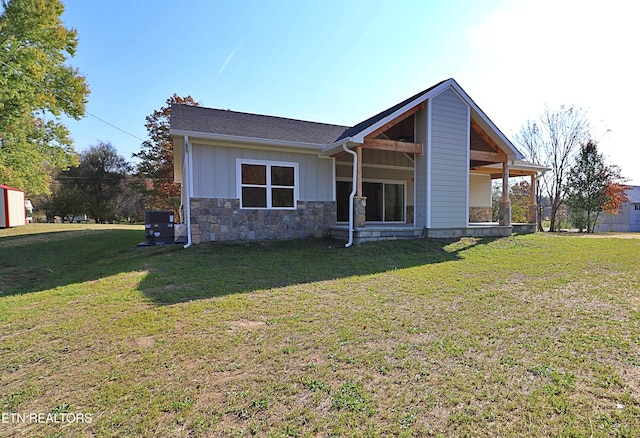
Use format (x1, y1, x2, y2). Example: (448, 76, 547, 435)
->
(0, 57, 146, 143)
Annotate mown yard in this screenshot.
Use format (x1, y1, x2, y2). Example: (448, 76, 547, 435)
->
(1, 224, 639, 437)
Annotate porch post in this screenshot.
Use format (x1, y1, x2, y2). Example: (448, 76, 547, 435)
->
(499, 160, 511, 226)
(528, 173, 537, 224)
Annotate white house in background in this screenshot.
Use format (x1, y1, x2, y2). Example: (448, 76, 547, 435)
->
(170, 78, 547, 245)
(0, 184, 26, 228)
(25, 199, 33, 223)
(595, 186, 640, 232)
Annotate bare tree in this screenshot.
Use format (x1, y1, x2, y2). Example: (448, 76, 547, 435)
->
(516, 105, 591, 232)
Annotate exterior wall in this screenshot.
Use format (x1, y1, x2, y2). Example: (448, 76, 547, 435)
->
(191, 142, 334, 201)
(0, 187, 26, 228)
(469, 173, 492, 222)
(595, 203, 640, 232)
(469, 173, 491, 207)
(429, 88, 469, 228)
(190, 198, 336, 243)
(414, 107, 428, 227)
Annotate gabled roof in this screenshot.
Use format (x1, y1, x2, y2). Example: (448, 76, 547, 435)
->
(626, 186, 640, 203)
(327, 78, 523, 160)
(335, 80, 447, 141)
(170, 78, 523, 160)
(171, 104, 348, 146)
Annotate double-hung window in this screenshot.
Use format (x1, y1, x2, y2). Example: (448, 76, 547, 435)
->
(237, 159, 298, 209)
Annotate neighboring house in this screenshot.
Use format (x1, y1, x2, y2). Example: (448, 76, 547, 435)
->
(25, 199, 33, 223)
(0, 184, 26, 228)
(595, 186, 640, 232)
(170, 78, 547, 245)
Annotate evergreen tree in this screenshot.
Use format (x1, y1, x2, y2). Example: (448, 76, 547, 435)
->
(565, 140, 607, 232)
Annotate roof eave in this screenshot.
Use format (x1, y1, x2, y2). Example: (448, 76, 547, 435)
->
(170, 129, 326, 151)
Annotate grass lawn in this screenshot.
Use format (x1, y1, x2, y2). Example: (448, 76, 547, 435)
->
(1, 224, 639, 437)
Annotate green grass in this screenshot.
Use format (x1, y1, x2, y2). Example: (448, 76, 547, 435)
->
(1, 223, 640, 437)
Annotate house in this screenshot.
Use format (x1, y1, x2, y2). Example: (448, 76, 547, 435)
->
(0, 184, 26, 228)
(170, 78, 547, 246)
(595, 186, 640, 232)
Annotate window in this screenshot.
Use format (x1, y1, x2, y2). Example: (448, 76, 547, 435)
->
(238, 160, 298, 209)
(635, 204, 640, 211)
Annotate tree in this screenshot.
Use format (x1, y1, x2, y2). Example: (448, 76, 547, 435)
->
(565, 140, 630, 233)
(510, 180, 531, 224)
(565, 141, 607, 232)
(134, 94, 198, 217)
(62, 142, 130, 223)
(0, 0, 90, 195)
(516, 105, 591, 232)
(601, 165, 630, 216)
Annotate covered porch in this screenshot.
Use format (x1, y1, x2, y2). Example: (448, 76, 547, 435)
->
(328, 99, 546, 243)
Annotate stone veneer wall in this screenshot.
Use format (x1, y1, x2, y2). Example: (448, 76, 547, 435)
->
(190, 198, 336, 243)
(469, 206, 493, 222)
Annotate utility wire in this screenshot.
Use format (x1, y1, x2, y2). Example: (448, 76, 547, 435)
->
(0, 57, 146, 143)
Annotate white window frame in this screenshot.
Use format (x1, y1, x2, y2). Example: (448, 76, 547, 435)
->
(236, 158, 299, 210)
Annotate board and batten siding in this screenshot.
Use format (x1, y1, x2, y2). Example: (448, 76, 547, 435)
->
(429, 88, 469, 228)
(191, 143, 334, 201)
(414, 107, 428, 228)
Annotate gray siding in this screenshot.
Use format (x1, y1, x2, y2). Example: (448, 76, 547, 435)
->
(430, 88, 469, 228)
(191, 143, 334, 201)
(414, 108, 428, 227)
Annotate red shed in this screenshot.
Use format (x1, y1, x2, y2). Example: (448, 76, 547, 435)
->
(0, 184, 26, 228)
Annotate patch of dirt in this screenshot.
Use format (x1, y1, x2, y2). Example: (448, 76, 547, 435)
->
(127, 336, 155, 349)
(226, 320, 266, 330)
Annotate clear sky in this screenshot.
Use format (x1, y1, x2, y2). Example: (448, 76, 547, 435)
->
(60, 0, 639, 185)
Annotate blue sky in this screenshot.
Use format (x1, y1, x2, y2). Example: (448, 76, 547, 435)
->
(60, 0, 639, 184)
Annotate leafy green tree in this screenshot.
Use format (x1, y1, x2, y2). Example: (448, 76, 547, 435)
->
(134, 94, 198, 217)
(62, 142, 130, 223)
(565, 140, 608, 233)
(510, 180, 531, 223)
(0, 0, 89, 195)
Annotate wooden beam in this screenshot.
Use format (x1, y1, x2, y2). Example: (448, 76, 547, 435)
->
(470, 118, 507, 156)
(469, 150, 505, 163)
(362, 138, 423, 154)
(364, 104, 424, 140)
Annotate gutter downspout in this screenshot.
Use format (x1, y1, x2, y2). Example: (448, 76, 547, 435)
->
(342, 143, 357, 247)
(183, 135, 193, 249)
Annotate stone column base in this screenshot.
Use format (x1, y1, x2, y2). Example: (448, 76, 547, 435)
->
(499, 201, 511, 226)
(354, 197, 366, 228)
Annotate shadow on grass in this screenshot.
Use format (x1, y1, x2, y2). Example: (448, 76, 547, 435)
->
(0, 229, 164, 297)
(136, 236, 498, 305)
(0, 228, 498, 303)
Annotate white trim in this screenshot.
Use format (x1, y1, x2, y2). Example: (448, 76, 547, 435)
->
(426, 98, 432, 229)
(236, 158, 299, 210)
(465, 101, 471, 227)
(331, 156, 336, 202)
(183, 135, 193, 249)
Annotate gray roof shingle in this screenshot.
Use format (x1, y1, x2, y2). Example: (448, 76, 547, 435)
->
(171, 104, 349, 145)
